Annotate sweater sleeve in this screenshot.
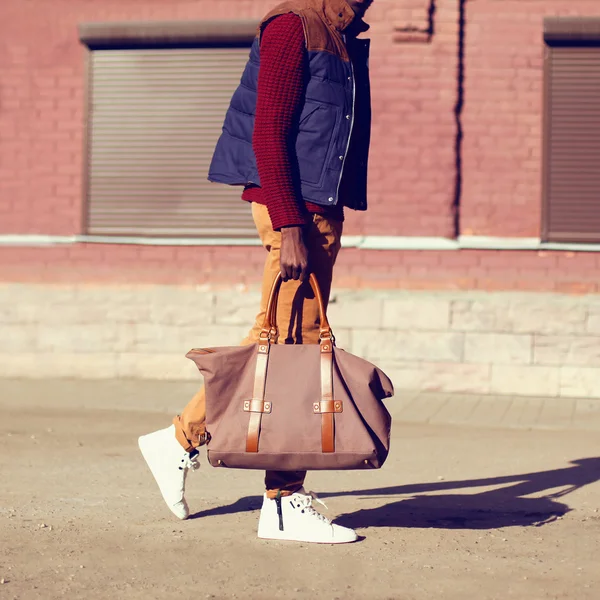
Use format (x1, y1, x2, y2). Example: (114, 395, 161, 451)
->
(253, 13, 310, 230)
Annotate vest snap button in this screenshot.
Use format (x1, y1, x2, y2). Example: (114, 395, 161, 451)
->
(346, 115, 351, 120)
(328, 197, 334, 202)
(339, 155, 344, 160)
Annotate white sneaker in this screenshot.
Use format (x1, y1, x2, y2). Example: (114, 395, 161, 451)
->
(257, 488, 358, 544)
(138, 425, 199, 520)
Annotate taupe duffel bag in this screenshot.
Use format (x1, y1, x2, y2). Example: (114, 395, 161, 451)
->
(186, 273, 394, 471)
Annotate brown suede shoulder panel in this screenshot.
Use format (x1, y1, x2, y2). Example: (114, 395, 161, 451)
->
(259, 0, 351, 61)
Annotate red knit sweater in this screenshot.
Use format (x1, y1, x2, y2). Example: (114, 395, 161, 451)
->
(241, 13, 344, 230)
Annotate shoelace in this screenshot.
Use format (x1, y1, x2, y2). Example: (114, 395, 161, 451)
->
(180, 452, 200, 471)
(295, 493, 332, 525)
(307, 490, 328, 510)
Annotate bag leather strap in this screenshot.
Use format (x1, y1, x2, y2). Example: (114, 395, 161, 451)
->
(246, 272, 338, 454)
(313, 400, 343, 413)
(244, 399, 272, 413)
(319, 337, 335, 453)
(246, 340, 270, 453)
(261, 273, 333, 341)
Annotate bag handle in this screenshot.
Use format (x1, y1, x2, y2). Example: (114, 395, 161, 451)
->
(246, 271, 338, 454)
(260, 272, 333, 343)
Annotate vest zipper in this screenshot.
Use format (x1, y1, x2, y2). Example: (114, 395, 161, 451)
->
(335, 46, 356, 202)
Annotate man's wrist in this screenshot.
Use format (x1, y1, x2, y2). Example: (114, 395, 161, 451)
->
(281, 225, 306, 237)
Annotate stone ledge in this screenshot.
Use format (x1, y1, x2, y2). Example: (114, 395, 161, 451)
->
(5, 284, 600, 398)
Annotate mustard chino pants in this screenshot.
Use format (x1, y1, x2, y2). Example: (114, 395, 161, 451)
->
(173, 203, 343, 495)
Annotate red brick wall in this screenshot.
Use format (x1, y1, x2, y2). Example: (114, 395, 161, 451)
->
(335, 248, 600, 293)
(0, 0, 458, 239)
(1, 0, 600, 292)
(1, 244, 599, 294)
(0, 243, 268, 287)
(0, 0, 273, 236)
(461, 0, 600, 237)
(356, 0, 458, 237)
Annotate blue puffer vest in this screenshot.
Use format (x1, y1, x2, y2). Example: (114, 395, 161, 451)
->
(208, 0, 371, 211)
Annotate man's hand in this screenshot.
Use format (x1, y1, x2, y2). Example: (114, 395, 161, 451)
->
(280, 226, 309, 281)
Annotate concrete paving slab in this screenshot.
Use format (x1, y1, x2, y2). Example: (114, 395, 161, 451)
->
(1, 384, 599, 600)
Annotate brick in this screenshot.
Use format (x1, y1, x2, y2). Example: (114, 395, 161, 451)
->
(361, 252, 404, 268)
(560, 367, 600, 399)
(37, 323, 118, 353)
(507, 301, 587, 334)
(401, 252, 442, 267)
(586, 308, 600, 334)
(383, 361, 491, 394)
(398, 276, 477, 292)
(555, 282, 599, 295)
(353, 329, 464, 363)
(331, 327, 353, 351)
(332, 275, 360, 289)
(117, 353, 199, 380)
(439, 252, 481, 269)
(557, 252, 599, 269)
(1, 299, 53, 327)
(13, 284, 77, 304)
(515, 276, 556, 292)
(464, 333, 532, 365)
(328, 297, 383, 329)
(150, 298, 216, 327)
(534, 335, 600, 367)
(0, 324, 37, 353)
(490, 365, 559, 397)
(126, 323, 248, 354)
(381, 297, 450, 330)
(137, 246, 178, 261)
(34, 302, 124, 325)
(451, 299, 511, 331)
(214, 290, 262, 326)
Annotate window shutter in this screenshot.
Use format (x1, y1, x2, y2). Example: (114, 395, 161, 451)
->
(543, 28, 600, 242)
(86, 47, 255, 237)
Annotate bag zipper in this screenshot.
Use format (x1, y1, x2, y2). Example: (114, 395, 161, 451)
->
(275, 491, 284, 531)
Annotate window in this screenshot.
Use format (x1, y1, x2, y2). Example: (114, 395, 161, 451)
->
(543, 18, 600, 243)
(79, 21, 257, 237)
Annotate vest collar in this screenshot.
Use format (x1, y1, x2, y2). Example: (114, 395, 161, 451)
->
(320, 0, 370, 34)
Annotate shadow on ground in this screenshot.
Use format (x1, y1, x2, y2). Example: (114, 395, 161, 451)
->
(189, 496, 263, 520)
(329, 457, 600, 530)
(189, 458, 600, 530)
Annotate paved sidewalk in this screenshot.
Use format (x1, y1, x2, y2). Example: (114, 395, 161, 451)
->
(1, 379, 599, 600)
(1, 378, 599, 432)
(395, 390, 600, 432)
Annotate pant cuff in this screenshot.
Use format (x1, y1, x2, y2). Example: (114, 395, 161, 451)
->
(172, 416, 196, 453)
(265, 484, 304, 499)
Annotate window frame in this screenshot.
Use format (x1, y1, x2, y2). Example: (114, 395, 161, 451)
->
(78, 20, 257, 237)
(542, 17, 600, 242)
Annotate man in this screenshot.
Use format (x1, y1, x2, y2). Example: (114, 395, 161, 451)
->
(139, 0, 373, 544)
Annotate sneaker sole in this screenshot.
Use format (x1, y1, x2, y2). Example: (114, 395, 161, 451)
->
(257, 532, 358, 544)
